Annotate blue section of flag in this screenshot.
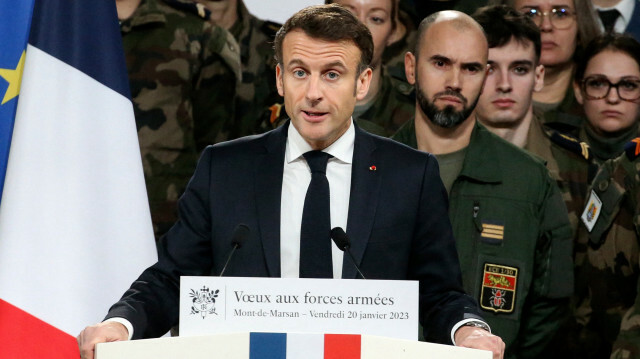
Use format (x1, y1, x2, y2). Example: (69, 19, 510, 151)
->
(0, 0, 35, 203)
(250, 332, 287, 359)
(28, 0, 130, 98)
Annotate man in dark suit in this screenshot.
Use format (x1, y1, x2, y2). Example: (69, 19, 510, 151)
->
(592, 0, 640, 41)
(77, 4, 504, 358)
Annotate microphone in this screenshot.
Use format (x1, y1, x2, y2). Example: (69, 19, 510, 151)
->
(219, 224, 250, 276)
(330, 227, 366, 279)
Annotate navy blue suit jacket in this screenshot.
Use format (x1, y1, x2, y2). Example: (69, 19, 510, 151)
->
(106, 121, 483, 344)
(625, 1, 640, 41)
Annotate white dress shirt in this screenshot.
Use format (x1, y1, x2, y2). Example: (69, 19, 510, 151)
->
(107, 119, 490, 341)
(280, 120, 354, 278)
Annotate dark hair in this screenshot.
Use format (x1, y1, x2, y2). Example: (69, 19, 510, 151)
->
(574, 33, 640, 81)
(473, 5, 541, 63)
(324, 0, 398, 32)
(274, 4, 374, 75)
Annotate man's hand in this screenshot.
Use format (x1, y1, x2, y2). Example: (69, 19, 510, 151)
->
(77, 321, 129, 359)
(455, 326, 505, 359)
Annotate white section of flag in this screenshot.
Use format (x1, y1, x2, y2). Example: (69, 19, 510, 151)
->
(0, 44, 157, 336)
(286, 333, 324, 358)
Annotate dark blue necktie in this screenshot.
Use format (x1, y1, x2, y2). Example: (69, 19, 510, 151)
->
(299, 150, 333, 278)
(599, 9, 620, 32)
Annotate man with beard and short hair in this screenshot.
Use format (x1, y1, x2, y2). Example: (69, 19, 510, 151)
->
(393, 10, 574, 359)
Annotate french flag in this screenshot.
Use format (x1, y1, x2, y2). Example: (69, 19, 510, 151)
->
(0, 0, 157, 357)
(250, 333, 361, 359)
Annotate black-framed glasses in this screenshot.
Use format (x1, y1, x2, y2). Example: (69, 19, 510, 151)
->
(581, 76, 640, 101)
(520, 7, 576, 29)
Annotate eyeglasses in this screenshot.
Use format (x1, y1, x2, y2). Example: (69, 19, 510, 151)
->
(581, 76, 640, 102)
(520, 7, 576, 29)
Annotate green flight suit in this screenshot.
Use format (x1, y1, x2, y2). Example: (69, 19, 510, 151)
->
(393, 120, 574, 359)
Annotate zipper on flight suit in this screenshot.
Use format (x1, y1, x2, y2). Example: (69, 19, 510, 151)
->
(473, 201, 482, 232)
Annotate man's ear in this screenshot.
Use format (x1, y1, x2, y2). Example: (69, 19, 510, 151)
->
(355, 67, 373, 101)
(573, 80, 584, 105)
(276, 63, 284, 97)
(534, 64, 545, 92)
(405, 51, 416, 85)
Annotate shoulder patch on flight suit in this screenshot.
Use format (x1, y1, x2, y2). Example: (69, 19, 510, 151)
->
(480, 263, 518, 314)
(624, 137, 640, 161)
(269, 103, 283, 125)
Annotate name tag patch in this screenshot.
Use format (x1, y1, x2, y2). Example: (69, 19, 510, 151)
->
(581, 190, 602, 232)
(480, 263, 518, 314)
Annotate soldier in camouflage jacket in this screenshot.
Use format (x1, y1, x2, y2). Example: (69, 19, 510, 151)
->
(118, 0, 241, 240)
(570, 140, 640, 358)
(196, 0, 282, 137)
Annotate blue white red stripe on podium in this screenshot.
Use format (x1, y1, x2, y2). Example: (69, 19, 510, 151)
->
(249, 333, 361, 359)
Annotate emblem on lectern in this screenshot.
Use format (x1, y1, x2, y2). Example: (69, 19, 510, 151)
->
(189, 286, 219, 318)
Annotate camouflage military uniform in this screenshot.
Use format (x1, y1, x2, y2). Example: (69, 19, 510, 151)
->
(228, 0, 281, 137)
(121, 0, 241, 240)
(381, 9, 416, 83)
(539, 84, 639, 164)
(261, 70, 414, 138)
(579, 122, 640, 165)
(525, 113, 593, 238)
(564, 140, 640, 358)
(354, 70, 414, 137)
(393, 120, 574, 359)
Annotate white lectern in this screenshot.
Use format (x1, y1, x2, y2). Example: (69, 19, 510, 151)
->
(96, 332, 491, 359)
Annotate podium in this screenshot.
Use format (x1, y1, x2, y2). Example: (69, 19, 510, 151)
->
(96, 332, 491, 358)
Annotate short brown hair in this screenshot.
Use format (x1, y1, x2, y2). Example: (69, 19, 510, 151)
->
(473, 5, 541, 63)
(274, 4, 374, 75)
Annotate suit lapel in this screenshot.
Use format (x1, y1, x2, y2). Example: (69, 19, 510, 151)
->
(254, 123, 288, 277)
(343, 126, 380, 279)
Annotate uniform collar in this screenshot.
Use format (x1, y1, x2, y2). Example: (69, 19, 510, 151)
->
(457, 121, 503, 184)
(230, 0, 252, 41)
(120, 0, 167, 32)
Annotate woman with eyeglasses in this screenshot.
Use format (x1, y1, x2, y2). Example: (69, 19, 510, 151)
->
(491, 0, 600, 132)
(574, 33, 640, 162)
(555, 33, 640, 359)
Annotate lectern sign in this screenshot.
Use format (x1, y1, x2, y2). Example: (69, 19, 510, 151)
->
(180, 277, 419, 340)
